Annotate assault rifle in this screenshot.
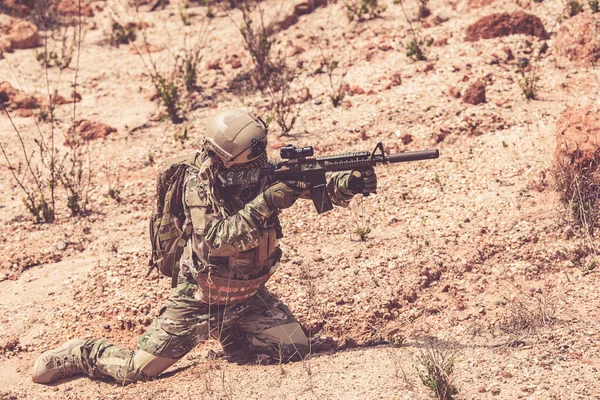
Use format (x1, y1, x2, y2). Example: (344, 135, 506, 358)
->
(218, 142, 439, 214)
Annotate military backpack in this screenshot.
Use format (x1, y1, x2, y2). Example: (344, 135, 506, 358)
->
(148, 152, 201, 287)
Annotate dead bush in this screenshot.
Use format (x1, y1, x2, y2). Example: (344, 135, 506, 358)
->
(553, 156, 599, 234)
(496, 290, 558, 338)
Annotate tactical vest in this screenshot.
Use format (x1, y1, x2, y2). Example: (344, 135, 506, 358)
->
(185, 171, 283, 305)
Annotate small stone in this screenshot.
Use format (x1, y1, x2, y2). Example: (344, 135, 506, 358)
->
(491, 387, 501, 395)
(478, 386, 487, 393)
(314, 99, 322, 105)
(501, 370, 513, 378)
(57, 241, 67, 250)
(103, 324, 111, 330)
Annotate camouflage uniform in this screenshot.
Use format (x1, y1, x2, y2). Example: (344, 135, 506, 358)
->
(76, 165, 354, 385)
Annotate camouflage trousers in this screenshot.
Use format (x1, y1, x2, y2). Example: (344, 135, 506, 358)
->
(78, 274, 308, 385)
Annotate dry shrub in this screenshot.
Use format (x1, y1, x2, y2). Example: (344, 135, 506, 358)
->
(553, 156, 600, 235)
(496, 290, 558, 338)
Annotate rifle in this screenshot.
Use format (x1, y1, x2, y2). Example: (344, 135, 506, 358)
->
(218, 142, 439, 214)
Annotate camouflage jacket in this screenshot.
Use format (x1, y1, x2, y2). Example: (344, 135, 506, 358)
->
(179, 166, 355, 294)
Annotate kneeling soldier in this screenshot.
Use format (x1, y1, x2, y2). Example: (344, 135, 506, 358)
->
(32, 110, 377, 385)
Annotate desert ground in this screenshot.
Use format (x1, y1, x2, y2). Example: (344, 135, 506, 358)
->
(1, 0, 599, 398)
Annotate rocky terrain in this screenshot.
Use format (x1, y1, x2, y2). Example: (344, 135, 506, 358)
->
(0, 0, 599, 399)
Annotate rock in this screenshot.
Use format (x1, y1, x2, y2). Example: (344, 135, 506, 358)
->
(286, 45, 305, 57)
(500, 370, 513, 378)
(503, 46, 515, 61)
(66, 120, 117, 145)
(0, 81, 38, 110)
(465, 11, 548, 42)
(463, 79, 486, 105)
(401, 134, 413, 144)
(0, 0, 34, 16)
(554, 14, 600, 67)
(448, 86, 461, 98)
(433, 36, 448, 47)
(0, 36, 12, 52)
(57, 0, 94, 17)
(227, 56, 242, 69)
(0, 15, 40, 49)
(314, 99, 322, 105)
(456, 0, 497, 10)
(56, 241, 67, 251)
(205, 59, 221, 70)
(478, 386, 487, 393)
(51, 91, 82, 105)
(555, 105, 600, 167)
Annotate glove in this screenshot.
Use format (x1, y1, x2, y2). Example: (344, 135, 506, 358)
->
(263, 181, 308, 209)
(347, 167, 377, 195)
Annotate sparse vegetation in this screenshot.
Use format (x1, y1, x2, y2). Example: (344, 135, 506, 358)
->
(1, 0, 90, 221)
(132, 16, 210, 124)
(237, 1, 275, 87)
(417, 341, 458, 400)
(568, 0, 584, 16)
(396, 0, 430, 61)
(111, 21, 137, 46)
(232, 1, 301, 134)
(344, 0, 386, 22)
(590, 0, 600, 12)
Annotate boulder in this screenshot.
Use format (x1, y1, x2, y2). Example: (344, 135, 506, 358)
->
(554, 14, 600, 67)
(0, 0, 34, 16)
(0, 15, 40, 49)
(555, 105, 600, 168)
(465, 11, 548, 42)
(0, 81, 38, 110)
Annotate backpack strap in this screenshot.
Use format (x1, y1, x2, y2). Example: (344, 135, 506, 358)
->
(171, 220, 194, 288)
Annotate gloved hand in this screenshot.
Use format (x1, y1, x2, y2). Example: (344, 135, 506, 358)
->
(263, 181, 309, 209)
(347, 167, 377, 195)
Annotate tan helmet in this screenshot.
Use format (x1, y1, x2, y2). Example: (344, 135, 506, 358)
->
(203, 110, 268, 169)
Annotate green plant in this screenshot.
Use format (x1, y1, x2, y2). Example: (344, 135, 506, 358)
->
(35, 17, 78, 69)
(238, 1, 274, 87)
(2, 0, 89, 221)
(518, 72, 540, 99)
(417, 342, 458, 400)
(568, 0, 584, 16)
(345, 0, 386, 22)
(355, 225, 372, 241)
(155, 75, 181, 123)
(590, 0, 599, 12)
(396, 0, 430, 61)
(111, 21, 135, 45)
(111, 21, 136, 46)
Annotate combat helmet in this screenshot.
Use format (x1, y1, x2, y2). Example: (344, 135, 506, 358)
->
(203, 110, 268, 169)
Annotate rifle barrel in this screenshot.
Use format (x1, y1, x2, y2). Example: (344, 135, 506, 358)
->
(387, 149, 439, 163)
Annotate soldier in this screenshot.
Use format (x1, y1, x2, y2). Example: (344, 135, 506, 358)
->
(32, 110, 377, 385)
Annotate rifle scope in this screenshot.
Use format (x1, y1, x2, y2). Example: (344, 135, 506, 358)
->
(280, 145, 314, 159)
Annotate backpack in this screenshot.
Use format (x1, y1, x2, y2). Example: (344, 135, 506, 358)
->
(148, 152, 201, 287)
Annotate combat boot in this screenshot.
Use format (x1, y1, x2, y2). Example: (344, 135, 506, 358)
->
(32, 339, 85, 384)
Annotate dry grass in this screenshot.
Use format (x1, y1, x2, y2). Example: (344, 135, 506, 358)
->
(552, 155, 600, 236)
(495, 289, 559, 340)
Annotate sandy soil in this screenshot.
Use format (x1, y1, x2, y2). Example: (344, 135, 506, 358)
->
(1, 0, 599, 399)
